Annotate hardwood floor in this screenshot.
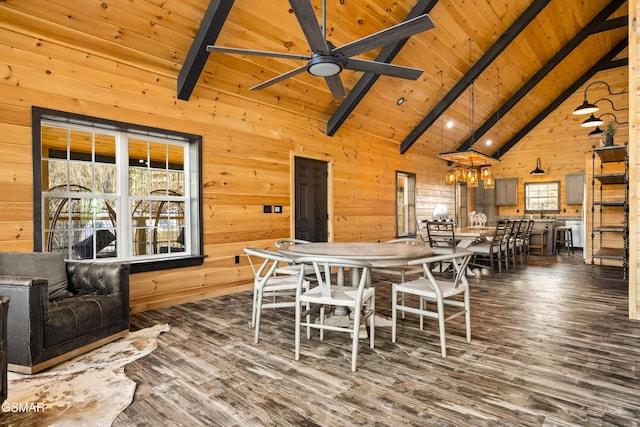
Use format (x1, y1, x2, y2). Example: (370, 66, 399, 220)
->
(113, 253, 640, 426)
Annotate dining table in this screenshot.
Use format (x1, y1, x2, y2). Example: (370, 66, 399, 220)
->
(279, 241, 435, 318)
(453, 226, 497, 247)
(279, 241, 435, 268)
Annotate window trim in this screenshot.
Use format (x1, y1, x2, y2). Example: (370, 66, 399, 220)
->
(524, 181, 561, 215)
(395, 170, 417, 238)
(32, 107, 204, 273)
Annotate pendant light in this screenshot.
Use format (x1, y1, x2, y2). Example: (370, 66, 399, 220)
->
(484, 174, 495, 189)
(480, 164, 492, 179)
(445, 166, 456, 185)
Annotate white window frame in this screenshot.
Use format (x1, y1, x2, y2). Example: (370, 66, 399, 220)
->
(33, 107, 203, 272)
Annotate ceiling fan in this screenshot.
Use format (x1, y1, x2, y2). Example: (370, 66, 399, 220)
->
(206, 0, 435, 98)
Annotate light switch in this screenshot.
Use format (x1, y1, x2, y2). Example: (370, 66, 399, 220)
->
(274, 205, 282, 214)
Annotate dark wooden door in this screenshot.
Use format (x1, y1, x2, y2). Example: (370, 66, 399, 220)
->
(294, 157, 328, 242)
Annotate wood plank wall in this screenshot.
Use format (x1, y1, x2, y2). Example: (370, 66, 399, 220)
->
(629, 0, 639, 319)
(0, 12, 636, 317)
(0, 22, 454, 312)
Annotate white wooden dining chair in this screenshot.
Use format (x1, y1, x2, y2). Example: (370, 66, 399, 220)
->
(274, 238, 313, 276)
(391, 250, 473, 358)
(244, 248, 309, 344)
(373, 238, 425, 283)
(372, 238, 425, 319)
(294, 256, 375, 372)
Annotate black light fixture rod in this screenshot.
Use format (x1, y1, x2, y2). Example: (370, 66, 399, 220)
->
(582, 80, 628, 102)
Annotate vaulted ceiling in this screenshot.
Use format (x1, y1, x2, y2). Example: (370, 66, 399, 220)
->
(181, 0, 629, 159)
(3, 0, 628, 159)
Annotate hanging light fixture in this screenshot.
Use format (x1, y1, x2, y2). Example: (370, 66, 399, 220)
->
(455, 163, 466, 183)
(445, 165, 456, 185)
(484, 174, 495, 189)
(480, 164, 492, 179)
(530, 158, 545, 175)
(573, 81, 628, 115)
(467, 169, 479, 187)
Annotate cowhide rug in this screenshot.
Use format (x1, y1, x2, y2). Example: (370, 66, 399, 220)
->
(2, 323, 170, 426)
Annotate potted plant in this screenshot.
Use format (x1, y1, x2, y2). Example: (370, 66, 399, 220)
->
(603, 121, 617, 146)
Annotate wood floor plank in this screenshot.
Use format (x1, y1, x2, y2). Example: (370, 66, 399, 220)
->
(112, 252, 640, 426)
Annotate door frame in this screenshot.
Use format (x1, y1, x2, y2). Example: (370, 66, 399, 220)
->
(290, 152, 334, 242)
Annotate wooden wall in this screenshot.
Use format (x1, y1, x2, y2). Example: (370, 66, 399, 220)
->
(0, 8, 636, 317)
(629, 0, 639, 320)
(0, 24, 455, 312)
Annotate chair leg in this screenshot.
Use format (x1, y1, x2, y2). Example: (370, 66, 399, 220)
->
(369, 296, 375, 349)
(437, 298, 447, 358)
(351, 309, 360, 372)
(320, 305, 325, 341)
(464, 290, 471, 344)
(391, 284, 397, 343)
(295, 294, 301, 361)
(400, 271, 406, 320)
(254, 290, 263, 344)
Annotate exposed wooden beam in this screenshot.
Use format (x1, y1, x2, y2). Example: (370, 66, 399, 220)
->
(177, 0, 235, 101)
(399, 0, 551, 154)
(326, 0, 438, 137)
(456, 0, 627, 152)
(494, 38, 628, 159)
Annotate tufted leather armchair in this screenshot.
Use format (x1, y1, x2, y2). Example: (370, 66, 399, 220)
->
(0, 295, 8, 403)
(0, 252, 129, 374)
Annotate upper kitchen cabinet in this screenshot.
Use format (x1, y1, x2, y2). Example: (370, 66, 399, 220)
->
(565, 173, 585, 205)
(496, 178, 518, 206)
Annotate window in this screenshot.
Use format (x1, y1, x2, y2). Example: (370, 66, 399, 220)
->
(525, 181, 560, 214)
(396, 171, 416, 237)
(33, 107, 203, 272)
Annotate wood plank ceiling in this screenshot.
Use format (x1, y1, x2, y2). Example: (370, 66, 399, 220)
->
(2, 0, 628, 160)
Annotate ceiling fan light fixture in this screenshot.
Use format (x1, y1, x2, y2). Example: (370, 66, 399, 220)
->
(573, 100, 599, 115)
(581, 114, 604, 128)
(307, 56, 342, 77)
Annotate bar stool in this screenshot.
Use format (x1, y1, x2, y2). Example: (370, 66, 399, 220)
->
(529, 229, 547, 255)
(555, 225, 574, 255)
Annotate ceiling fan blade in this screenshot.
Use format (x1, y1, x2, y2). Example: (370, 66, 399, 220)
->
(333, 14, 435, 59)
(289, 0, 330, 55)
(206, 45, 310, 61)
(324, 75, 347, 98)
(343, 58, 423, 80)
(249, 64, 308, 91)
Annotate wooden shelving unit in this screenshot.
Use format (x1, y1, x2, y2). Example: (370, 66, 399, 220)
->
(591, 143, 628, 279)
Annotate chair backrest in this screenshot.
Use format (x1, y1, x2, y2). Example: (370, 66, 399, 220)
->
(416, 219, 428, 243)
(385, 237, 424, 246)
(243, 248, 295, 283)
(408, 251, 472, 292)
(426, 220, 456, 248)
(296, 256, 372, 300)
(524, 218, 535, 238)
(516, 219, 528, 239)
(497, 219, 513, 246)
(491, 221, 510, 248)
(274, 238, 311, 249)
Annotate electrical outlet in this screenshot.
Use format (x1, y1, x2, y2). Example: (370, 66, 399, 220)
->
(263, 205, 272, 213)
(274, 205, 282, 213)
(235, 255, 240, 264)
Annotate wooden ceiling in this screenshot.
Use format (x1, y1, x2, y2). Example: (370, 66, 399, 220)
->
(2, 0, 628, 159)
